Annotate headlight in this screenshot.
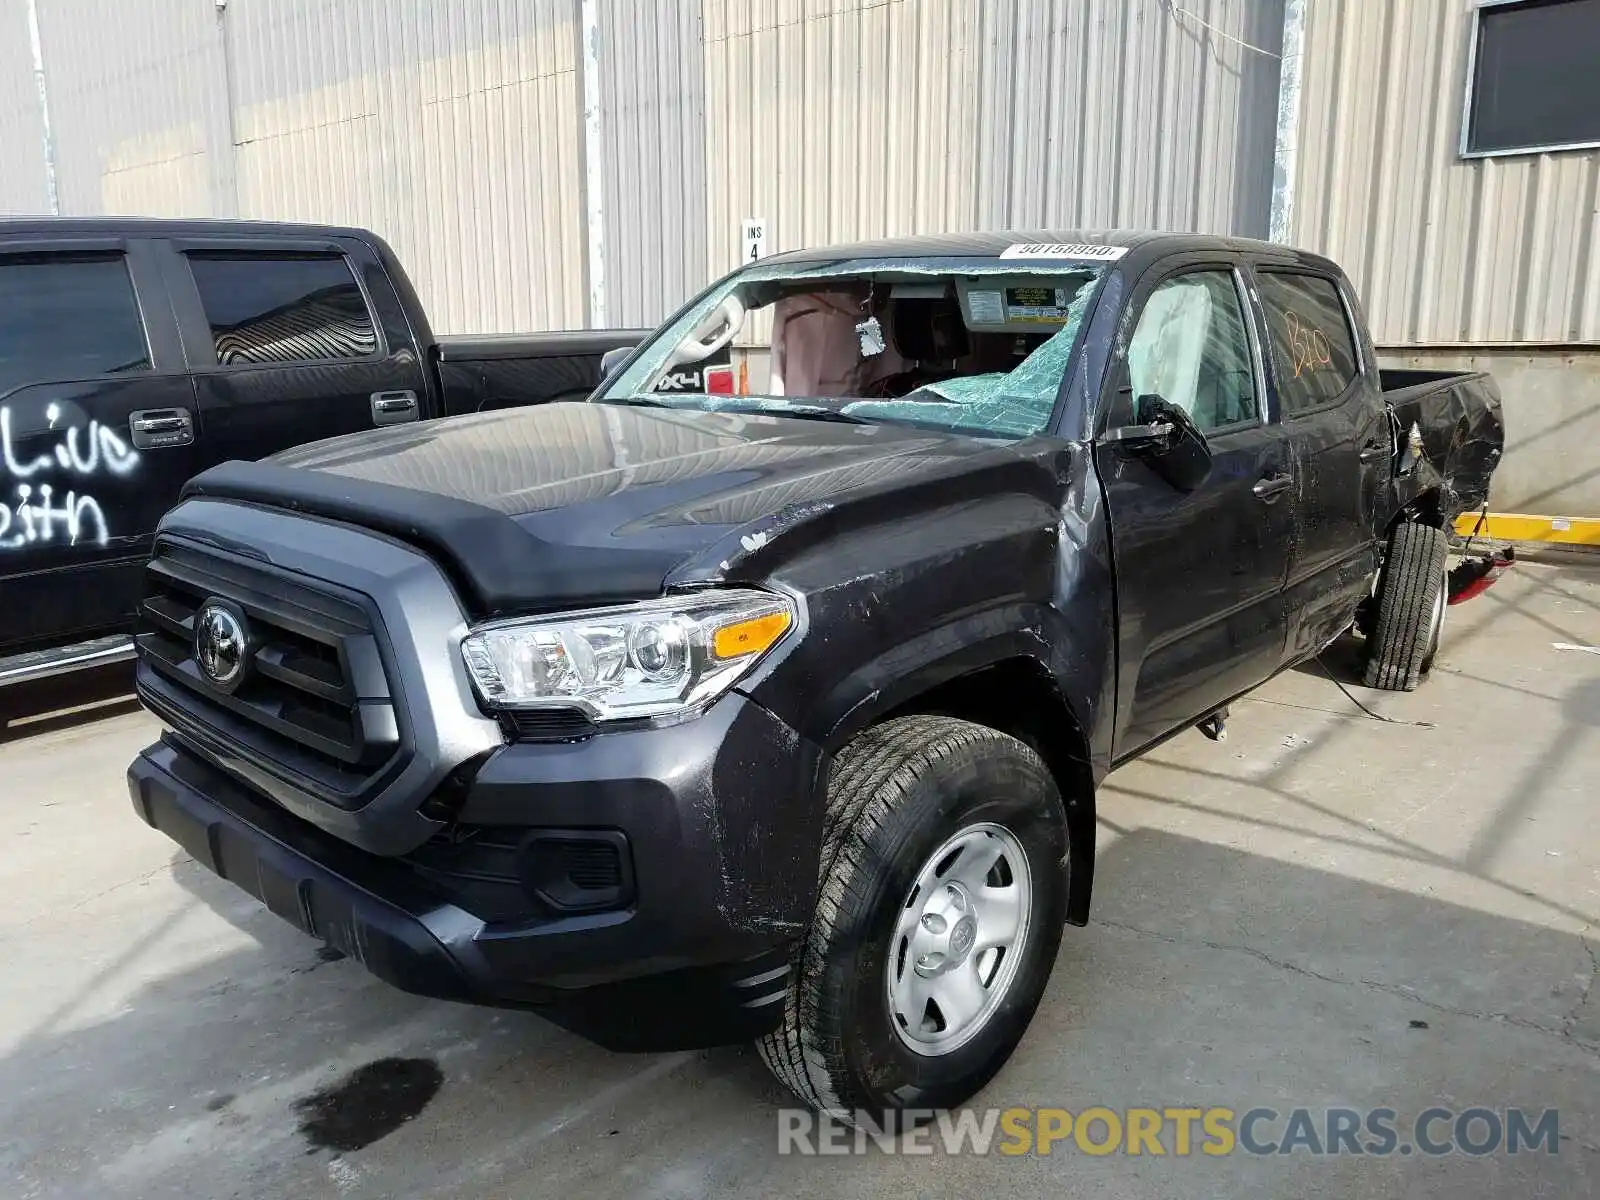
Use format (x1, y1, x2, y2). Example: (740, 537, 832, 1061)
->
(460, 589, 795, 721)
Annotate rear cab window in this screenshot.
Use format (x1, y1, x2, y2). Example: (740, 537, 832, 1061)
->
(601, 254, 1109, 439)
(1254, 271, 1362, 415)
(0, 254, 150, 392)
(185, 251, 378, 367)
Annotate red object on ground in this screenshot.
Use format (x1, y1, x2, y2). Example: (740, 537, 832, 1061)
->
(1447, 549, 1515, 606)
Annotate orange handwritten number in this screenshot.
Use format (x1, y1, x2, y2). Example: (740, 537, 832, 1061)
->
(1285, 311, 1332, 379)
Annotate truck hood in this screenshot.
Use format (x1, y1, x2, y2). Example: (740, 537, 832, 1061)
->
(183, 402, 1035, 617)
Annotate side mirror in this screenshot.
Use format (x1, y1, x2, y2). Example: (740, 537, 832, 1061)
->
(599, 345, 635, 383)
(1104, 394, 1213, 492)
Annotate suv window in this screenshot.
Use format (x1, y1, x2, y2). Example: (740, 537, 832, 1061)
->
(186, 251, 378, 367)
(1125, 270, 1257, 433)
(1256, 272, 1360, 414)
(0, 254, 150, 392)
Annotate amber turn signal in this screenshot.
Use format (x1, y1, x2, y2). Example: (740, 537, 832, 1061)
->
(712, 609, 792, 660)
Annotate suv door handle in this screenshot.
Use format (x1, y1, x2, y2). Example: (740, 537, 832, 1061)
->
(128, 407, 194, 449)
(371, 390, 420, 426)
(1253, 472, 1294, 501)
(1359, 439, 1390, 463)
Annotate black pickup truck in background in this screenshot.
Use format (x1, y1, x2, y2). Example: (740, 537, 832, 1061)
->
(0, 218, 643, 691)
(127, 230, 1503, 1121)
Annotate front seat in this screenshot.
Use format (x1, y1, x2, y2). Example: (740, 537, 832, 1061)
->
(869, 298, 970, 396)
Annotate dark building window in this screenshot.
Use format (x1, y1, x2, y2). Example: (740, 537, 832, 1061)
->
(187, 251, 379, 366)
(1464, 0, 1600, 156)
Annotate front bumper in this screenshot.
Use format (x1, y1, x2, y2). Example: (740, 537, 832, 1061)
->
(129, 693, 823, 1048)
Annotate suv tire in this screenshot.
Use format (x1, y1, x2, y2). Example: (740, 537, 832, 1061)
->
(1364, 522, 1450, 692)
(757, 715, 1068, 1122)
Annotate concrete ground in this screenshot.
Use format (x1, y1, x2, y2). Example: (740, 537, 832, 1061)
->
(2, 562, 1597, 1199)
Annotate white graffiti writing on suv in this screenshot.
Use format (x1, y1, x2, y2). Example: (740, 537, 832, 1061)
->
(0, 403, 140, 550)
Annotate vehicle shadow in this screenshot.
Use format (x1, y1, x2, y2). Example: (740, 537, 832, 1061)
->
(1293, 629, 1369, 685)
(0, 663, 139, 745)
(4, 827, 1595, 1199)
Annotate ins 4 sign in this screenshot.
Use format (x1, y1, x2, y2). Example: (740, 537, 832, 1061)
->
(0, 403, 140, 551)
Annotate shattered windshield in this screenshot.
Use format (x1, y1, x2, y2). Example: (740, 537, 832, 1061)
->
(599, 256, 1105, 439)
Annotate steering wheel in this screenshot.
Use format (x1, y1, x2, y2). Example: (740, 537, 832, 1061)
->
(667, 293, 746, 369)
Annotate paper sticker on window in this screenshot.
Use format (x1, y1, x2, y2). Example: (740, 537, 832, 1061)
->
(967, 290, 1004, 323)
(1000, 242, 1127, 261)
(1004, 286, 1075, 323)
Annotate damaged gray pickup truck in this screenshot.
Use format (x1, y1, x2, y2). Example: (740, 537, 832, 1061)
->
(127, 231, 1502, 1121)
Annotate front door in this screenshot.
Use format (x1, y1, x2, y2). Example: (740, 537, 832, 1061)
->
(1094, 264, 1295, 758)
(0, 241, 200, 651)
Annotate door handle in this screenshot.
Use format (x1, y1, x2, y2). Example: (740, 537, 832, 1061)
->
(1253, 473, 1294, 501)
(128, 407, 194, 449)
(1359, 439, 1390, 463)
(371, 390, 420, 426)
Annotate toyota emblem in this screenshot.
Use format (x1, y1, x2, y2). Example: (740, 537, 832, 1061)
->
(194, 601, 249, 690)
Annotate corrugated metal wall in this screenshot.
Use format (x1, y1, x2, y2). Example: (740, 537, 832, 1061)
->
(25, 0, 587, 334)
(15, 0, 1282, 331)
(598, 0, 708, 327)
(693, 0, 1284, 286)
(33, 0, 228, 217)
(0, 1, 50, 214)
(1291, 0, 1600, 346)
(972, 0, 1284, 235)
(223, 0, 588, 335)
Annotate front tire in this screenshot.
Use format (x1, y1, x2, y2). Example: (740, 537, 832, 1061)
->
(1364, 522, 1450, 692)
(757, 716, 1068, 1121)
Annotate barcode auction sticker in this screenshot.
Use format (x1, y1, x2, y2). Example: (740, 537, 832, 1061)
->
(999, 242, 1128, 261)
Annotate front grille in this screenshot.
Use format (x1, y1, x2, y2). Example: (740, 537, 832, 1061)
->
(137, 539, 401, 806)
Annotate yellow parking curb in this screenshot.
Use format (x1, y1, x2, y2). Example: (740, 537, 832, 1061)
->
(1453, 512, 1600, 546)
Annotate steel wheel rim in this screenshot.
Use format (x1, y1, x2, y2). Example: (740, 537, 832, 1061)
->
(1428, 571, 1447, 653)
(885, 821, 1033, 1057)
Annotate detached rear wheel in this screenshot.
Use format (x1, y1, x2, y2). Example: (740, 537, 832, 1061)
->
(757, 716, 1067, 1121)
(1364, 522, 1450, 692)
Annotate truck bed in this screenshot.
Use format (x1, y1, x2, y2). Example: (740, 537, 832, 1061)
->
(435, 330, 649, 415)
(1380, 368, 1504, 523)
(435, 330, 651, 361)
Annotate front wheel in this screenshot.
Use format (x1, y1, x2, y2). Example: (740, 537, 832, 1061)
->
(1364, 522, 1450, 692)
(757, 716, 1068, 1121)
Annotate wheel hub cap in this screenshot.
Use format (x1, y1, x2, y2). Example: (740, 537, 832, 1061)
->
(886, 822, 1033, 1056)
(912, 884, 979, 976)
